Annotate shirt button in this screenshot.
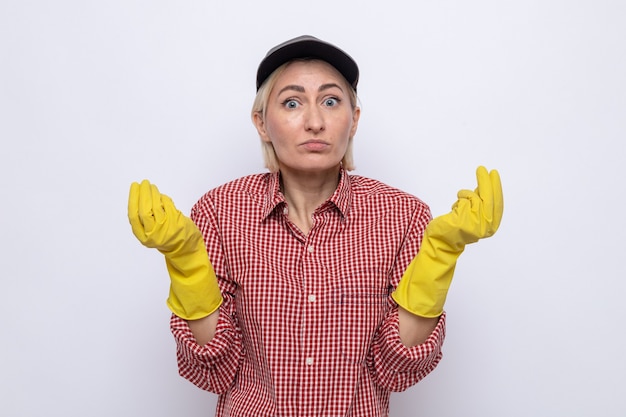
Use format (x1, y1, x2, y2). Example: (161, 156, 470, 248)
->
(307, 245, 314, 253)
(305, 357, 314, 366)
(308, 294, 316, 302)
(283, 207, 288, 215)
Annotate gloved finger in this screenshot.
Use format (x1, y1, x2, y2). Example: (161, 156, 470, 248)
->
(150, 183, 167, 225)
(456, 189, 484, 234)
(160, 193, 178, 220)
(450, 197, 473, 229)
(476, 166, 494, 223)
(128, 181, 147, 239)
(452, 188, 472, 211)
(455, 189, 481, 214)
(489, 169, 504, 233)
(137, 179, 156, 233)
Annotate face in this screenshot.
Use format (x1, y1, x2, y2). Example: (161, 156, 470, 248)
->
(254, 60, 360, 176)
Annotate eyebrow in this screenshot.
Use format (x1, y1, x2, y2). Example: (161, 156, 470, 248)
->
(277, 85, 305, 95)
(318, 83, 344, 93)
(277, 83, 345, 96)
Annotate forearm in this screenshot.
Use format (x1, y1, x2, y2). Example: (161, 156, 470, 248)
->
(186, 309, 220, 346)
(397, 306, 439, 347)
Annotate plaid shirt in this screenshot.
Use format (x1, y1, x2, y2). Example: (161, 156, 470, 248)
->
(170, 169, 446, 417)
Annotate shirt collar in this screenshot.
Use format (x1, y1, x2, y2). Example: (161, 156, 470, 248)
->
(327, 167, 351, 218)
(261, 168, 352, 221)
(260, 172, 285, 220)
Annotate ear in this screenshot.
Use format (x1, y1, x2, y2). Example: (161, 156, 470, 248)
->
(253, 112, 271, 143)
(349, 106, 361, 138)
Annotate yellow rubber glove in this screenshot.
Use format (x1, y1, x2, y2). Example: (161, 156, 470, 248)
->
(128, 180, 223, 320)
(392, 166, 503, 318)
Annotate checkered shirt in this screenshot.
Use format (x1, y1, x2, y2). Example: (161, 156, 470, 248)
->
(170, 169, 446, 417)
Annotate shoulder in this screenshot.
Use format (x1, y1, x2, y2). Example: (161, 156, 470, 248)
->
(346, 174, 432, 226)
(348, 174, 429, 210)
(193, 173, 271, 211)
(346, 174, 432, 246)
(211, 173, 271, 195)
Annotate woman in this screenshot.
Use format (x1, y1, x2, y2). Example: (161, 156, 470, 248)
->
(128, 35, 503, 417)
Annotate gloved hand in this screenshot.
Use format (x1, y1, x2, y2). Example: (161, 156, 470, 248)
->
(392, 166, 503, 318)
(128, 180, 223, 320)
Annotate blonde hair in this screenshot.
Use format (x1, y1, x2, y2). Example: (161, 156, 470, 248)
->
(251, 59, 358, 173)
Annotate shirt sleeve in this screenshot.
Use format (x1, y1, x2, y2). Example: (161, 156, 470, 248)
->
(170, 299, 242, 394)
(169, 193, 243, 394)
(366, 197, 446, 392)
(367, 309, 445, 391)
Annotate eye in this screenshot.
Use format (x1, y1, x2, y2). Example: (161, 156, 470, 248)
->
(323, 97, 340, 107)
(283, 99, 299, 109)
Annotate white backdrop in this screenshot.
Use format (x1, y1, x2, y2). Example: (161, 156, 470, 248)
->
(1, 1, 625, 416)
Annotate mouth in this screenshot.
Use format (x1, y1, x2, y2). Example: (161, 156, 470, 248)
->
(300, 139, 330, 152)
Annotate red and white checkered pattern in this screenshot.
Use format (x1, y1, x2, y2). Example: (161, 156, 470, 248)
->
(170, 169, 446, 417)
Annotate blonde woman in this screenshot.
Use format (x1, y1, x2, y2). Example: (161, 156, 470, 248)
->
(128, 35, 503, 417)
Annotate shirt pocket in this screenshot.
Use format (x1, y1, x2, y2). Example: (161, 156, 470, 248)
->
(335, 276, 390, 365)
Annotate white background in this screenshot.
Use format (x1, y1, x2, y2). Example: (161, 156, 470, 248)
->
(1, 1, 625, 416)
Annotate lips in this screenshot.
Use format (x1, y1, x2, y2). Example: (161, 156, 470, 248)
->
(301, 139, 329, 152)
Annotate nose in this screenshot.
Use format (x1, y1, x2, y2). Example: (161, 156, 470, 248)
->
(304, 105, 325, 132)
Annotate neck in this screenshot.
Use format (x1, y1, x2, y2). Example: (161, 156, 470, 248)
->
(279, 166, 341, 234)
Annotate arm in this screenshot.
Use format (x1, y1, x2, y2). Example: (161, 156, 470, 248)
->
(369, 166, 503, 391)
(364, 193, 445, 392)
(127, 180, 223, 320)
(368, 308, 446, 392)
(128, 180, 242, 393)
(170, 194, 244, 394)
(170, 301, 242, 394)
(392, 166, 503, 320)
